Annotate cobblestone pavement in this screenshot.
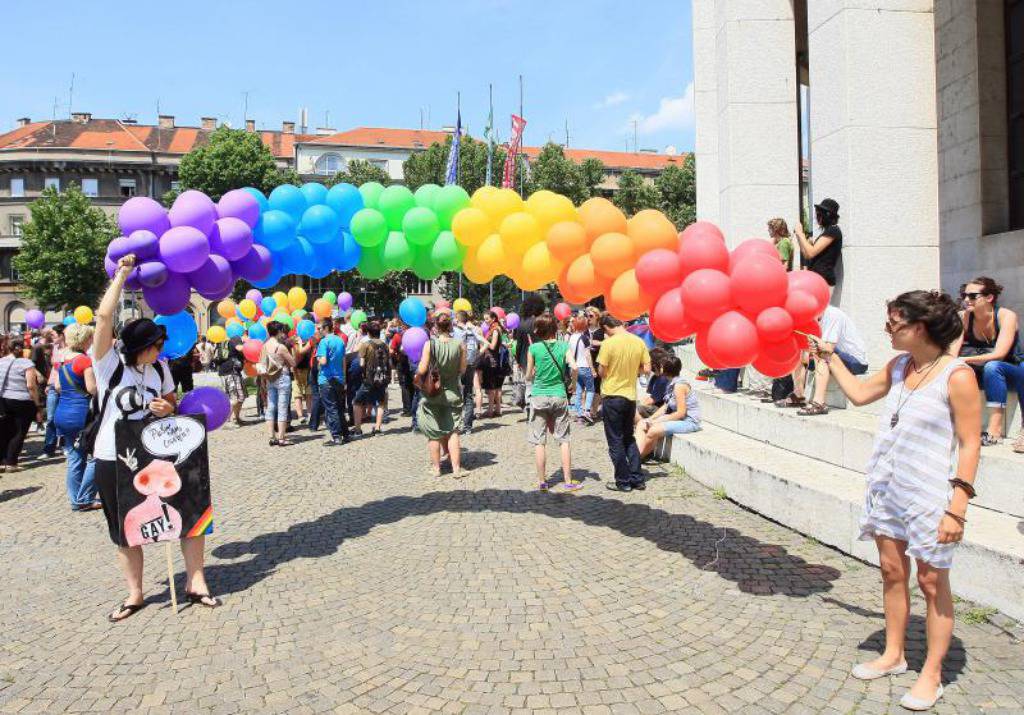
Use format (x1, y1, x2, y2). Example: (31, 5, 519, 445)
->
(1, 386, 1022, 714)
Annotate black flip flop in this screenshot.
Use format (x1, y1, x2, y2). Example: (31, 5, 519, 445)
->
(107, 601, 145, 623)
(185, 591, 223, 608)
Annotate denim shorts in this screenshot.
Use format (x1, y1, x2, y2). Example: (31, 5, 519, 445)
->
(660, 416, 701, 435)
(265, 372, 292, 422)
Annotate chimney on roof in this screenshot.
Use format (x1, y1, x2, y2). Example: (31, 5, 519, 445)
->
(16, 117, 30, 127)
(201, 117, 217, 131)
(315, 127, 336, 136)
(158, 115, 175, 129)
(245, 119, 256, 132)
(71, 112, 91, 124)
(282, 120, 295, 134)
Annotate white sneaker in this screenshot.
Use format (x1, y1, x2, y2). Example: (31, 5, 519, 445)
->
(900, 683, 943, 711)
(851, 661, 908, 680)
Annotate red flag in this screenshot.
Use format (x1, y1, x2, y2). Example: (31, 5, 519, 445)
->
(501, 114, 527, 189)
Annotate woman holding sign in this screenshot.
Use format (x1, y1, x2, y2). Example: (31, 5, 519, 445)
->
(93, 255, 221, 622)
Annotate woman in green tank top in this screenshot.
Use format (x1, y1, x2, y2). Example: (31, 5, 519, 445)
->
(416, 312, 467, 478)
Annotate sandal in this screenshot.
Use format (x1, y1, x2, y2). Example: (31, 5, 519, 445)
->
(268, 438, 279, 446)
(538, 481, 550, 491)
(185, 591, 222, 608)
(798, 402, 829, 416)
(107, 601, 145, 623)
(1012, 431, 1024, 454)
(980, 432, 1001, 447)
(774, 394, 806, 409)
(562, 482, 583, 491)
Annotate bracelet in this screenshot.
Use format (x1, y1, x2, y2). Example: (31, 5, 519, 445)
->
(944, 510, 967, 525)
(949, 477, 976, 499)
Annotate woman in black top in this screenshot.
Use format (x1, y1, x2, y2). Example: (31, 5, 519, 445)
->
(794, 198, 843, 290)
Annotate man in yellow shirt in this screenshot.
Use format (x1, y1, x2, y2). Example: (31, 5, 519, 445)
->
(596, 314, 651, 492)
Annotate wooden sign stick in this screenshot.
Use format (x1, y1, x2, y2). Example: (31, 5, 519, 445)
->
(165, 541, 178, 614)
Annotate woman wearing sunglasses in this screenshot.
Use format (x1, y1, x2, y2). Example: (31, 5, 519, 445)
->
(952, 277, 1024, 451)
(809, 290, 980, 711)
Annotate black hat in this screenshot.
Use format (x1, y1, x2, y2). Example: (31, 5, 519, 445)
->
(119, 318, 167, 357)
(814, 198, 840, 217)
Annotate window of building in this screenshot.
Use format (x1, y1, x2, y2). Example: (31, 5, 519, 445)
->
(0, 250, 18, 282)
(368, 159, 389, 172)
(9, 216, 24, 237)
(44, 177, 60, 192)
(314, 153, 343, 176)
(10, 178, 24, 197)
(1007, 0, 1024, 229)
(119, 178, 137, 198)
(407, 278, 433, 295)
(170, 180, 181, 192)
(81, 178, 98, 197)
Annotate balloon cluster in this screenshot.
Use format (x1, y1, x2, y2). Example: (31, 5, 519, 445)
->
(641, 222, 829, 377)
(350, 182, 471, 280)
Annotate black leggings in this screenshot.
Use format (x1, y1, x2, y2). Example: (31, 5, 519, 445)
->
(0, 398, 37, 466)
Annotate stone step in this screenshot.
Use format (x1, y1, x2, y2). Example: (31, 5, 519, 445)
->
(667, 423, 1024, 622)
(686, 376, 1024, 519)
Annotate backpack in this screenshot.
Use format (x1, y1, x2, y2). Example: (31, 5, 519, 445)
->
(77, 358, 165, 457)
(215, 341, 240, 377)
(496, 343, 512, 377)
(257, 342, 283, 381)
(369, 340, 391, 388)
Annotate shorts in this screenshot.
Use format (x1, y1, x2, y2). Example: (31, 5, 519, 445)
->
(354, 383, 386, 406)
(220, 373, 246, 404)
(835, 349, 869, 375)
(659, 416, 702, 435)
(94, 459, 125, 546)
(527, 396, 571, 445)
(637, 403, 660, 419)
(293, 368, 311, 398)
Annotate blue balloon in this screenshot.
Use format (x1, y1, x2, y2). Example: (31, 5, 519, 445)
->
(280, 236, 315, 275)
(253, 209, 296, 251)
(248, 322, 268, 341)
(268, 184, 307, 222)
(260, 297, 277, 315)
(251, 252, 284, 289)
(399, 297, 427, 328)
(154, 311, 198, 361)
(325, 183, 365, 228)
(242, 187, 270, 213)
(299, 182, 328, 207)
(309, 239, 335, 279)
(226, 322, 245, 339)
(62, 315, 76, 326)
(299, 204, 342, 245)
(335, 230, 362, 271)
(296, 319, 316, 340)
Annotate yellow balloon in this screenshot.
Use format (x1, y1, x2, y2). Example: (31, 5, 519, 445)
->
(216, 300, 237, 320)
(476, 233, 508, 275)
(238, 299, 257, 320)
(207, 326, 228, 344)
(287, 286, 307, 312)
(520, 241, 563, 289)
(461, 247, 494, 285)
(273, 291, 288, 309)
(526, 191, 577, 233)
(479, 188, 524, 226)
(451, 207, 492, 247)
(499, 212, 543, 254)
(452, 298, 472, 313)
(469, 185, 500, 211)
(73, 306, 94, 324)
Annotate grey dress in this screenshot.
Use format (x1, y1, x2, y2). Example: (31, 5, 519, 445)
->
(417, 336, 464, 440)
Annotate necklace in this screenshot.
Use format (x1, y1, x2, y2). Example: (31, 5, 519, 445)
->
(890, 356, 942, 428)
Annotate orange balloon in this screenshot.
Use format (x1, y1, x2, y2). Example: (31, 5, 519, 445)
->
(565, 254, 611, 302)
(546, 221, 589, 263)
(606, 269, 652, 320)
(578, 197, 627, 243)
(590, 232, 636, 280)
(313, 298, 332, 319)
(627, 209, 679, 255)
(217, 300, 237, 320)
(557, 266, 592, 305)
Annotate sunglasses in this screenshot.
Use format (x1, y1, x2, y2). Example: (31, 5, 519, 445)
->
(884, 319, 909, 335)
(960, 291, 984, 301)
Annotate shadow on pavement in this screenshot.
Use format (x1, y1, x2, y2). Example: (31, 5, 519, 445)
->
(857, 614, 966, 684)
(0, 485, 41, 504)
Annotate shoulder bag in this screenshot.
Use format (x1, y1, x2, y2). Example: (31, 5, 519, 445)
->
(413, 339, 443, 398)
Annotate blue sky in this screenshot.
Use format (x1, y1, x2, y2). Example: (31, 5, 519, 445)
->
(2, 0, 694, 153)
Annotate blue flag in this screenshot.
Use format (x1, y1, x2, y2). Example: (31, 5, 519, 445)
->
(445, 109, 461, 186)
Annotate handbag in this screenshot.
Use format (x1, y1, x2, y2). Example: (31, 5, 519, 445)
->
(541, 341, 574, 397)
(413, 339, 443, 398)
(0, 359, 11, 418)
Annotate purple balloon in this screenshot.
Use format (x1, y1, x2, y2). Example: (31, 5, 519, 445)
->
(217, 189, 261, 229)
(197, 283, 234, 301)
(230, 244, 273, 282)
(159, 225, 210, 273)
(107, 236, 133, 261)
(245, 289, 263, 304)
(169, 190, 217, 236)
(188, 254, 233, 294)
(105, 256, 118, 279)
(209, 217, 253, 261)
(25, 309, 45, 329)
(505, 312, 521, 331)
(401, 327, 429, 362)
(337, 291, 353, 312)
(178, 387, 231, 431)
(119, 197, 169, 236)
(138, 261, 169, 288)
(125, 269, 143, 291)
(125, 229, 159, 260)
(142, 271, 191, 315)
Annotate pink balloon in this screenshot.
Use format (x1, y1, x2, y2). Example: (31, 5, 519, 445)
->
(730, 253, 788, 315)
(784, 290, 820, 324)
(728, 238, 779, 273)
(707, 311, 760, 367)
(679, 221, 725, 246)
(649, 288, 698, 342)
(679, 233, 730, 279)
(635, 248, 683, 298)
(553, 303, 571, 321)
(490, 306, 507, 320)
(242, 339, 264, 363)
(159, 226, 210, 273)
(680, 268, 733, 323)
(761, 335, 800, 364)
(752, 350, 801, 378)
(788, 270, 831, 315)
(695, 329, 727, 369)
(755, 306, 795, 344)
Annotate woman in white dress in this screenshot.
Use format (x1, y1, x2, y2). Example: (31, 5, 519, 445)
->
(809, 290, 980, 712)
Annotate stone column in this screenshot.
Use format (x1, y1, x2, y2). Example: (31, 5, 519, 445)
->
(808, 2, 940, 366)
(692, 0, 720, 225)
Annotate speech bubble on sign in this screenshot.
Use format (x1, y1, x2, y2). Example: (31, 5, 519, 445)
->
(140, 416, 205, 465)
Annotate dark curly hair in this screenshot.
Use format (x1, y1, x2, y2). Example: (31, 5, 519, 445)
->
(520, 292, 547, 319)
(967, 276, 1004, 300)
(887, 290, 963, 351)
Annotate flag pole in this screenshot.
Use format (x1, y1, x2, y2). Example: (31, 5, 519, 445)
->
(518, 74, 525, 199)
(486, 83, 494, 187)
(455, 91, 461, 186)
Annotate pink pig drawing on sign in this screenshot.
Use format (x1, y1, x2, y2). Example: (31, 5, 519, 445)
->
(122, 458, 183, 547)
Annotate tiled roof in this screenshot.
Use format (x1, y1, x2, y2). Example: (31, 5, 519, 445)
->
(521, 146, 684, 170)
(0, 118, 312, 158)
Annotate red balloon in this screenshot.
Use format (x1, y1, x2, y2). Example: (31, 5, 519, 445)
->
(728, 238, 779, 273)
(793, 320, 822, 349)
(242, 338, 263, 363)
(679, 220, 725, 246)
(761, 335, 800, 363)
(679, 233, 730, 279)
(785, 290, 820, 324)
(490, 306, 507, 319)
(680, 268, 733, 323)
(730, 253, 788, 315)
(553, 302, 572, 321)
(752, 351, 801, 378)
(788, 270, 830, 315)
(635, 248, 683, 298)
(649, 288, 699, 342)
(755, 306, 795, 344)
(706, 310, 760, 367)
(695, 329, 727, 369)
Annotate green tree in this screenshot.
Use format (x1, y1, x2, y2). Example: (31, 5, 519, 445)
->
(438, 273, 523, 313)
(655, 154, 696, 228)
(177, 126, 293, 200)
(14, 184, 116, 310)
(325, 159, 391, 188)
(613, 169, 663, 216)
(403, 135, 514, 195)
(524, 143, 605, 205)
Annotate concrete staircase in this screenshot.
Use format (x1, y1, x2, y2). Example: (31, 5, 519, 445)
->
(665, 365, 1024, 622)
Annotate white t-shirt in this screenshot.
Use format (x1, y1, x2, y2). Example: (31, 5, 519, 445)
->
(820, 305, 868, 366)
(567, 333, 593, 370)
(92, 348, 175, 462)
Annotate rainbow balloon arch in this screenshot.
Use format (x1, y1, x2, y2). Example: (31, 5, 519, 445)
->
(110, 182, 830, 377)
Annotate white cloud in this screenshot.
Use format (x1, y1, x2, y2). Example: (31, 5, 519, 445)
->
(628, 83, 694, 134)
(594, 91, 629, 109)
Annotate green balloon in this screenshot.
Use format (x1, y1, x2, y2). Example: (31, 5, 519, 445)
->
(433, 185, 471, 229)
(430, 230, 463, 271)
(378, 185, 416, 231)
(402, 206, 441, 247)
(350, 208, 388, 248)
(382, 231, 414, 271)
(359, 182, 386, 209)
(412, 245, 444, 280)
(291, 309, 307, 320)
(278, 314, 295, 330)
(357, 242, 387, 279)
(350, 309, 368, 329)
(323, 290, 337, 305)
(414, 183, 441, 209)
